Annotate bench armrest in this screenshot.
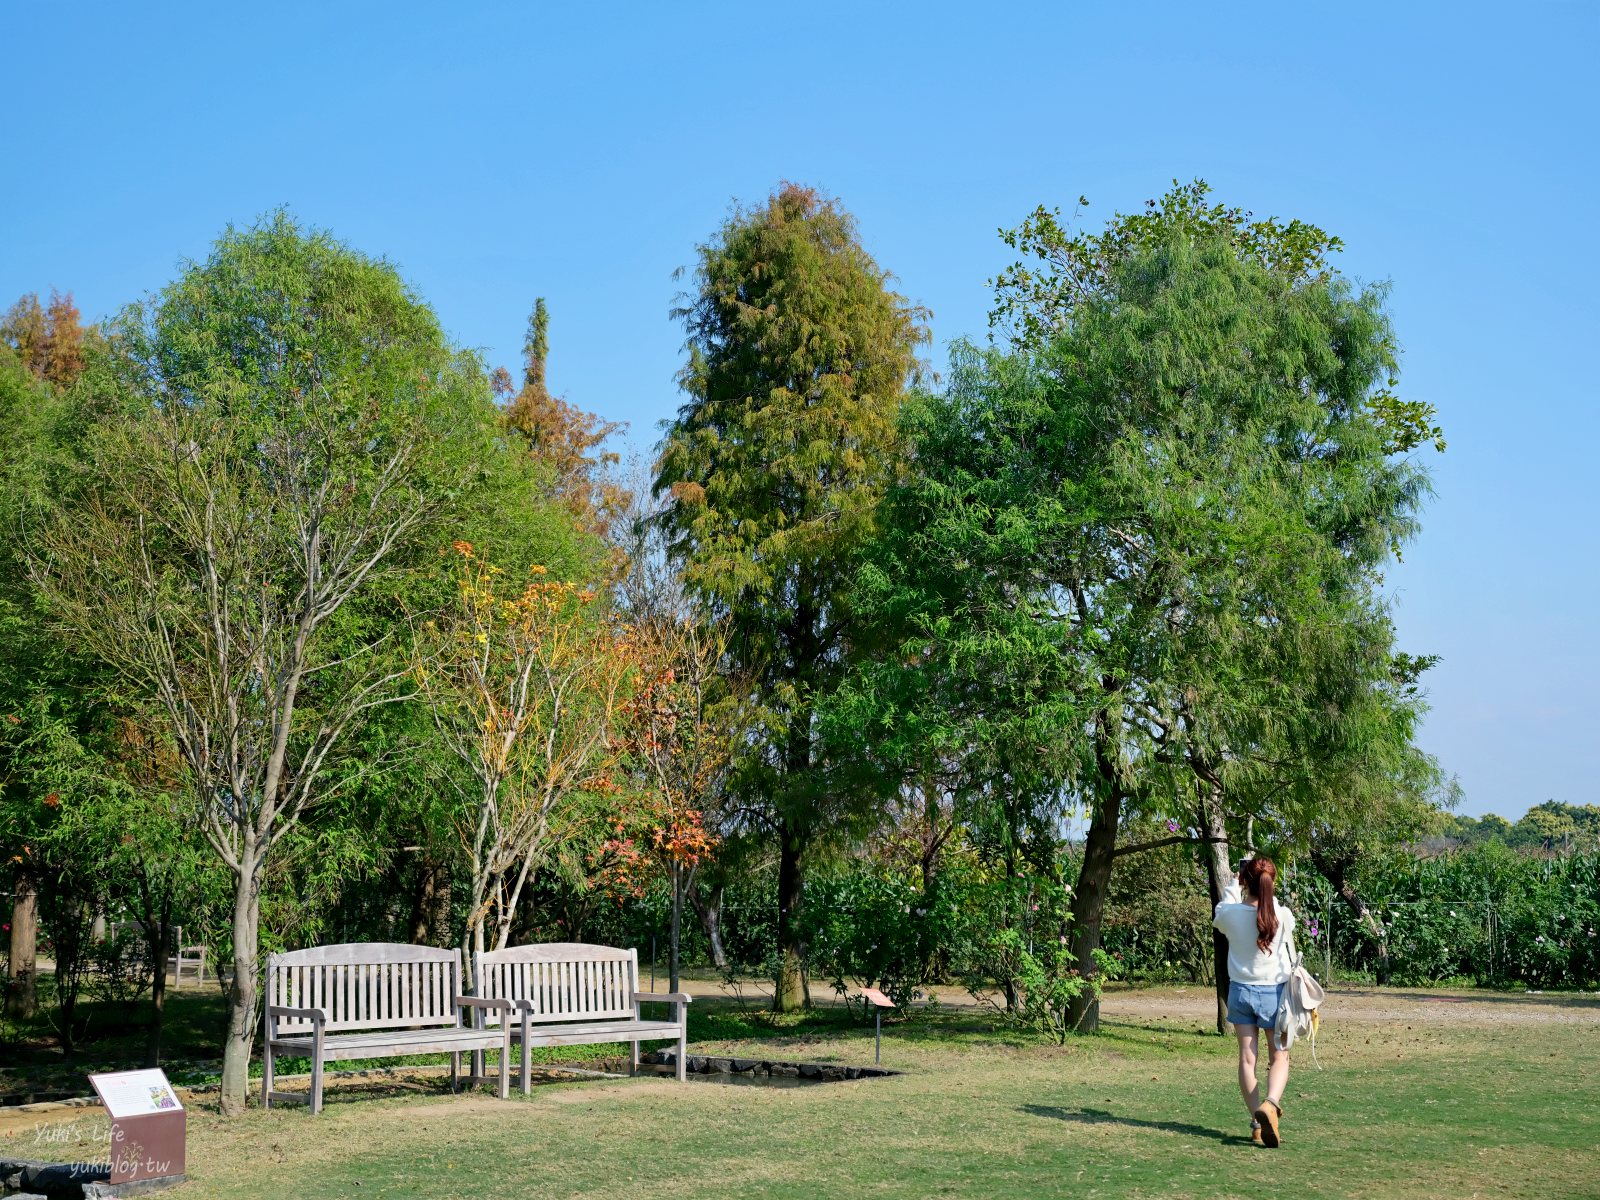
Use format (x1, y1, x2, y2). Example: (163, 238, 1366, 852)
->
(267, 1005, 326, 1032)
(456, 996, 513, 1012)
(456, 995, 513, 1030)
(631, 991, 692, 1006)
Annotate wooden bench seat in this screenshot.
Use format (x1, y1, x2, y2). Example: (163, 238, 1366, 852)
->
(476, 943, 691, 1092)
(269, 1024, 515, 1058)
(262, 943, 512, 1114)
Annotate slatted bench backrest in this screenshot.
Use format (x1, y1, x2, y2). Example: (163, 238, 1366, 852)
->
(475, 943, 639, 1027)
(268, 943, 461, 1034)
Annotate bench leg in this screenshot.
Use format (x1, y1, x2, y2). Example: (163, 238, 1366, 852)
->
(630, 1039, 639, 1077)
(499, 1026, 511, 1100)
(310, 1027, 325, 1115)
(521, 1015, 532, 1096)
(263, 1039, 275, 1110)
(262, 1001, 274, 1111)
(451, 1052, 460, 1093)
(471, 1048, 484, 1089)
(676, 1028, 687, 1082)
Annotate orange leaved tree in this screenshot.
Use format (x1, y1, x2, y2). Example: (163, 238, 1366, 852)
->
(420, 543, 636, 978)
(619, 614, 731, 991)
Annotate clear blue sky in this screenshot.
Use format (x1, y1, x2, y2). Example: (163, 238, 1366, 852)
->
(4, 1, 1595, 820)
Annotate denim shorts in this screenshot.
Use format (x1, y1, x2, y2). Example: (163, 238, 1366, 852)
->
(1227, 981, 1285, 1030)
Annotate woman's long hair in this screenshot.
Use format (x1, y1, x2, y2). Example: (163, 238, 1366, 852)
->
(1241, 857, 1280, 954)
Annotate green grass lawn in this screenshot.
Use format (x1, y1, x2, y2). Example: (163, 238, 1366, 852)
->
(7, 985, 1598, 1199)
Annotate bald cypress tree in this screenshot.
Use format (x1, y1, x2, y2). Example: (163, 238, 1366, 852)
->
(655, 184, 928, 1009)
(502, 297, 626, 539)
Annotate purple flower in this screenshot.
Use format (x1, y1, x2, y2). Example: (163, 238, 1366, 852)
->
(1307, 920, 1320, 939)
(1166, 818, 1180, 833)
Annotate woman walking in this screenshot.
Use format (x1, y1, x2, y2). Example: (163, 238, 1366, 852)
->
(1213, 856, 1297, 1147)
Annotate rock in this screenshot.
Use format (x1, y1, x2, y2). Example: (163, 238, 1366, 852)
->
(730, 1059, 760, 1073)
(797, 1063, 822, 1079)
(82, 1172, 186, 1197)
(15, 1157, 111, 1198)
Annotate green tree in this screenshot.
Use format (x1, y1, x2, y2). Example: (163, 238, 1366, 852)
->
(29, 212, 501, 1113)
(992, 179, 1445, 457)
(654, 183, 928, 1009)
(0, 343, 78, 1019)
(854, 202, 1429, 1029)
(1510, 803, 1582, 852)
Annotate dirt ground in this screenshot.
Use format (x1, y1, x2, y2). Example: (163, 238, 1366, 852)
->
(673, 974, 1600, 1027)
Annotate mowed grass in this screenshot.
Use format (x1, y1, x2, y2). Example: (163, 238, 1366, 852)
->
(10, 986, 1598, 1200)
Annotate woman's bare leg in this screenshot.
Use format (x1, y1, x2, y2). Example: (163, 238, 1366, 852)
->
(1265, 1030, 1290, 1110)
(1235, 1027, 1260, 1119)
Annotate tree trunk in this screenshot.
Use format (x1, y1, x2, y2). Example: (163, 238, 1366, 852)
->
(669, 863, 683, 994)
(218, 845, 261, 1116)
(134, 873, 175, 1066)
(51, 890, 92, 1053)
(691, 884, 727, 971)
(5, 869, 38, 1019)
(463, 914, 488, 993)
(774, 826, 808, 1012)
(1309, 847, 1388, 986)
(1065, 786, 1124, 1033)
(408, 857, 443, 944)
(1197, 792, 1232, 1034)
(920, 769, 947, 894)
(145, 917, 170, 1067)
(1001, 846, 1020, 1012)
(1335, 879, 1389, 985)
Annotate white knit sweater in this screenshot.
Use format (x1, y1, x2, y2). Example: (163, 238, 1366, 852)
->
(1213, 881, 1297, 986)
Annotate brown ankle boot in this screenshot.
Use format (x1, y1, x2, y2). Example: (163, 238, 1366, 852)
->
(1251, 1121, 1264, 1145)
(1253, 1098, 1282, 1147)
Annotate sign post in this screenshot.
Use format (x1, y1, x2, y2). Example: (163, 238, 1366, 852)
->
(858, 986, 895, 1065)
(88, 1068, 186, 1188)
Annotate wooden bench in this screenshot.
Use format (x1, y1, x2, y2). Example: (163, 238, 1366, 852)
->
(263, 943, 512, 1114)
(105, 920, 206, 985)
(475, 942, 690, 1093)
(169, 936, 207, 986)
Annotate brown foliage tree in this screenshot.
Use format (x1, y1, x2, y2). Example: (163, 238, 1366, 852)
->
(1, 290, 87, 387)
(501, 298, 629, 540)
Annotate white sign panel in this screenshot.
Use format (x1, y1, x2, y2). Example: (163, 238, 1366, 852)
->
(90, 1068, 184, 1119)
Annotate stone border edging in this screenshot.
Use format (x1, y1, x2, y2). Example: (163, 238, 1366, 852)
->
(643, 1051, 901, 1081)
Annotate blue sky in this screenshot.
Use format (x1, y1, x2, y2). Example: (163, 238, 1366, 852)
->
(4, 2, 1595, 819)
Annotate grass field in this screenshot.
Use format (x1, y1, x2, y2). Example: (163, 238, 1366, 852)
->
(5, 984, 1598, 1199)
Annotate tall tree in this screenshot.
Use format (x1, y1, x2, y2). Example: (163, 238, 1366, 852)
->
(855, 192, 1430, 1030)
(0, 343, 76, 1019)
(29, 212, 497, 1113)
(2, 290, 88, 388)
(995, 182, 1436, 1030)
(500, 298, 628, 540)
(654, 183, 928, 1009)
